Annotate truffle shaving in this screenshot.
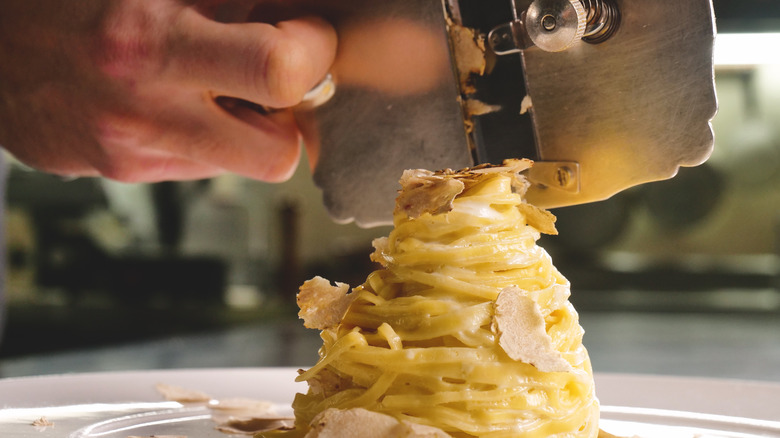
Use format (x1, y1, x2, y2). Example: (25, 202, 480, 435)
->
(447, 23, 486, 94)
(155, 383, 211, 403)
(464, 99, 501, 116)
(298, 277, 355, 330)
(305, 408, 451, 438)
(518, 203, 558, 235)
(215, 417, 294, 435)
(493, 287, 573, 373)
(395, 170, 465, 219)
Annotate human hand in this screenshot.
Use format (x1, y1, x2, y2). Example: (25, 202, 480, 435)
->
(0, 0, 337, 182)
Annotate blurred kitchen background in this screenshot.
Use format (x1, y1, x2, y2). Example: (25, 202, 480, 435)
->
(1, 0, 779, 380)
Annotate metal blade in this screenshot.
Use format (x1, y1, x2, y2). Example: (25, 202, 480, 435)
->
(296, 0, 473, 228)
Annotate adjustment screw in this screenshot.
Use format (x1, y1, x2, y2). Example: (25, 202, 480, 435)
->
(555, 166, 573, 188)
(541, 14, 557, 31)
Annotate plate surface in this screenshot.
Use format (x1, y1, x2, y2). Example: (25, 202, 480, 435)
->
(1, 368, 779, 437)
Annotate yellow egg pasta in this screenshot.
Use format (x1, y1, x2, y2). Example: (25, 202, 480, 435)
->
(264, 160, 599, 438)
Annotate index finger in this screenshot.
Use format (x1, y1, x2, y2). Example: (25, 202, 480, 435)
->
(167, 9, 337, 108)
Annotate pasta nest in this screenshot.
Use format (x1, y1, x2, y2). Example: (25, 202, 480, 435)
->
(278, 160, 599, 438)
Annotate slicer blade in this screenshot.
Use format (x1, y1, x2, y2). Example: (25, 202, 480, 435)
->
(297, 0, 473, 228)
(449, 0, 717, 208)
(517, 0, 717, 208)
(296, 0, 717, 226)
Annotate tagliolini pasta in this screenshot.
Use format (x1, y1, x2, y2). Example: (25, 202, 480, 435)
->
(267, 160, 599, 438)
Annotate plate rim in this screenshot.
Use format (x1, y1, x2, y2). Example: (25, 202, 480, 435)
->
(1, 368, 779, 421)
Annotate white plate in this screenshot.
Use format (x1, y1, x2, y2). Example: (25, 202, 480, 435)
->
(1, 368, 779, 437)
